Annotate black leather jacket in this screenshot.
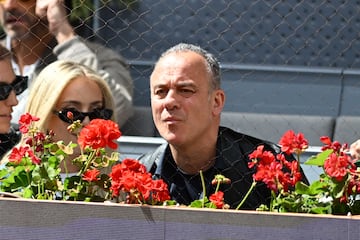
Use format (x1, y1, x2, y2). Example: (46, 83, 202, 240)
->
(139, 126, 308, 210)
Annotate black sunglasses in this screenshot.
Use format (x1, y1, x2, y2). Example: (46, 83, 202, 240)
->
(53, 108, 113, 123)
(0, 75, 28, 101)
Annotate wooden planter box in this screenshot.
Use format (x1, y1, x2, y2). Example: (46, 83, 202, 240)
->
(0, 197, 359, 240)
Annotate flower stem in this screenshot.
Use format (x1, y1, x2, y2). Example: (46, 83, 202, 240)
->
(200, 170, 206, 208)
(235, 180, 257, 210)
(78, 149, 96, 175)
(270, 190, 277, 211)
(208, 180, 221, 209)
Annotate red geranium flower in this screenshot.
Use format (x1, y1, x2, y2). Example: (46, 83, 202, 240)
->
(78, 119, 121, 150)
(209, 191, 225, 209)
(279, 130, 308, 155)
(151, 179, 171, 203)
(324, 153, 354, 182)
(320, 136, 347, 154)
(8, 146, 29, 164)
(109, 159, 170, 204)
(82, 169, 100, 182)
(27, 150, 41, 165)
(8, 146, 41, 165)
(18, 113, 40, 134)
(249, 146, 301, 193)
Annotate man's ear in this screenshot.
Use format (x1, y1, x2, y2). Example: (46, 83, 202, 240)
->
(212, 89, 225, 115)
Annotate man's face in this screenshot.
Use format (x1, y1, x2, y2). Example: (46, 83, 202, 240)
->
(150, 51, 219, 147)
(0, 0, 40, 39)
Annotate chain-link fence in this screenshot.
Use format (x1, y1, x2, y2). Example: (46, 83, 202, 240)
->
(102, 1, 360, 68)
(1, 0, 359, 140)
(1, 1, 359, 183)
(90, 0, 359, 184)
(76, 0, 360, 144)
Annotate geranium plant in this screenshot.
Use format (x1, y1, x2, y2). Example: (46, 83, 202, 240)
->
(0, 113, 170, 205)
(2, 113, 360, 215)
(248, 130, 360, 215)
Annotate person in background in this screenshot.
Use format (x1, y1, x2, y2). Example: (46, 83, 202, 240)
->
(2, 60, 116, 173)
(0, 0, 133, 127)
(0, 45, 25, 157)
(350, 140, 360, 160)
(139, 43, 308, 210)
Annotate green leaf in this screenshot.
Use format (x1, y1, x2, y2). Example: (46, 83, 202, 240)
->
(189, 199, 205, 208)
(294, 181, 310, 194)
(23, 187, 34, 198)
(164, 200, 177, 206)
(0, 168, 10, 179)
(304, 149, 333, 166)
(332, 180, 346, 199)
(189, 197, 211, 208)
(1, 166, 32, 191)
(310, 205, 332, 214)
(308, 183, 328, 195)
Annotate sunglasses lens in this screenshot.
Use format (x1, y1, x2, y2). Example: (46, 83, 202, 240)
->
(89, 109, 113, 120)
(71, 110, 85, 122)
(57, 109, 83, 123)
(58, 110, 73, 123)
(14, 76, 28, 95)
(0, 76, 28, 100)
(0, 84, 12, 101)
(13, 76, 28, 95)
(55, 108, 113, 123)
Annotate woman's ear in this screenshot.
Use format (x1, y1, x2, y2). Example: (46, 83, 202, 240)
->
(212, 89, 225, 115)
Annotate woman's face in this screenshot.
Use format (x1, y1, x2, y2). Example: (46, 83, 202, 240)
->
(49, 76, 104, 147)
(0, 59, 18, 133)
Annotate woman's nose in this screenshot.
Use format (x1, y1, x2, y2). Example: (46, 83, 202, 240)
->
(5, 90, 18, 106)
(81, 116, 91, 125)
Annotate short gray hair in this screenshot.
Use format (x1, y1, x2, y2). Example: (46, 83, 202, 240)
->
(158, 43, 221, 90)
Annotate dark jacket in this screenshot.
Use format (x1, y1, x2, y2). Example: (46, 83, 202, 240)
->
(0, 124, 20, 159)
(139, 126, 308, 210)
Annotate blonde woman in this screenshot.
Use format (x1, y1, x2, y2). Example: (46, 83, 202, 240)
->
(3, 60, 117, 173)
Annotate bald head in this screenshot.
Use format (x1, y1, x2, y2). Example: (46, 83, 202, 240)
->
(154, 43, 221, 91)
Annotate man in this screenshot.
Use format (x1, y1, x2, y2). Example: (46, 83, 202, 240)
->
(0, 0, 133, 127)
(0, 45, 24, 157)
(139, 43, 308, 209)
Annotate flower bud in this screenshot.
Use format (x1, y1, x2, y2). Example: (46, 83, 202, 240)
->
(67, 111, 74, 121)
(212, 174, 231, 185)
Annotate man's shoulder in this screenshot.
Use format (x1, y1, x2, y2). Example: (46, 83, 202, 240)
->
(138, 143, 168, 171)
(219, 126, 281, 153)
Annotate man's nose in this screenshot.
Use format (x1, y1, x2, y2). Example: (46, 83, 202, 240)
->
(163, 89, 180, 110)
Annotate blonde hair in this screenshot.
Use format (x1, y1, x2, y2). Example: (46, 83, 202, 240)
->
(26, 60, 116, 132)
(0, 60, 116, 164)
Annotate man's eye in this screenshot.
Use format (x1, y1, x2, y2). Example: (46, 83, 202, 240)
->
(180, 88, 194, 93)
(154, 89, 168, 97)
(179, 88, 195, 97)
